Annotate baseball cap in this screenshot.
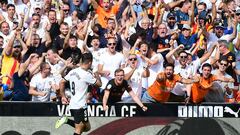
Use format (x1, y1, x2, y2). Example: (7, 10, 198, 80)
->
(167, 12, 176, 19)
(13, 40, 21, 48)
(182, 24, 191, 30)
(198, 10, 207, 20)
(236, 9, 240, 14)
(34, 2, 42, 9)
(214, 19, 225, 28)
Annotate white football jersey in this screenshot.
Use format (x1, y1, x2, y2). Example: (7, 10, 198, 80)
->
(64, 67, 96, 109)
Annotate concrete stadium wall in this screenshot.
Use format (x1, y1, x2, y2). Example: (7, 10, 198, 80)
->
(0, 117, 239, 135)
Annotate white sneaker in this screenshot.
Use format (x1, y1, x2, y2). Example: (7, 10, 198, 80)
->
(55, 115, 68, 129)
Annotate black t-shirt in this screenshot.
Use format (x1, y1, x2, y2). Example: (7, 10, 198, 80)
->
(105, 79, 132, 103)
(49, 22, 60, 40)
(220, 51, 236, 80)
(12, 70, 31, 101)
(23, 43, 47, 62)
(61, 47, 82, 64)
(52, 35, 65, 51)
(135, 22, 153, 43)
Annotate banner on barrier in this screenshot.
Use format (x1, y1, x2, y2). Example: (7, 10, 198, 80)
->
(0, 102, 240, 118)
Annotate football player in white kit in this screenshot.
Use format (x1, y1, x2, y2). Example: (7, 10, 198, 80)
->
(55, 53, 102, 135)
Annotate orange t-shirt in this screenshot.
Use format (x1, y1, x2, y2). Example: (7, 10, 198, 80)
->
(148, 72, 182, 102)
(96, 4, 119, 28)
(191, 75, 217, 104)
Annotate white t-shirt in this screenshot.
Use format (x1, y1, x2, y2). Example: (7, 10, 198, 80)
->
(136, 55, 148, 89)
(172, 58, 201, 95)
(89, 47, 107, 72)
(0, 31, 15, 48)
(148, 53, 164, 86)
(30, 73, 56, 102)
(122, 66, 144, 101)
(23, 22, 47, 42)
(47, 60, 65, 84)
(63, 16, 73, 26)
(2, 14, 19, 31)
(64, 67, 96, 109)
(99, 51, 125, 89)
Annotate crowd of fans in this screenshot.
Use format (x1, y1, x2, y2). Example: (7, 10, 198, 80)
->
(0, 0, 240, 104)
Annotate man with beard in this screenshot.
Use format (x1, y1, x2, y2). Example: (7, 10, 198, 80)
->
(24, 13, 47, 43)
(166, 44, 217, 102)
(1, 30, 28, 86)
(165, 12, 178, 35)
(46, 9, 64, 40)
(208, 19, 237, 43)
(142, 63, 197, 103)
(102, 68, 147, 111)
(23, 33, 49, 62)
(11, 53, 46, 101)
(189, 63, 234, 104)
(52, 22, 69, 55)
(152, 23, 173, 59)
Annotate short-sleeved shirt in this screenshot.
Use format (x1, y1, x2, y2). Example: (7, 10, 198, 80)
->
(191, 75, 218, 104)
(64, 67, 96, 109)
(61, 47, 82, 61)
(147, 72, 182, 102)
(105, 79, 132, 103)
(23, 43, 47, 61)
(30, 73, 56, 102)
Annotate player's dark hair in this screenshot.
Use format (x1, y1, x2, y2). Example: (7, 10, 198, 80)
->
(81, 52, 93, 64)
(164, 62, 175, 69)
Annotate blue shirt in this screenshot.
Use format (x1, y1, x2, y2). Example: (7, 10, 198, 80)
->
(69, 0, 89, 14)
(177, 33, 198, 50)
(175, 10, 189, 23)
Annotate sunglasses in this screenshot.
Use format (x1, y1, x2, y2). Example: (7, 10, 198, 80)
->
(13, 46, 21, 48)
(168, 17, 175, 20)
(129, 58, 137, 61)
(182, 28, 190, 31)
(108, 43, 116, 46)
(215, 27, 223, 30)
(180, 56, 187, 59)
(63, 9, 69, 12)
(220, 63, 228, 67)
(236, 13, 240, 16)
